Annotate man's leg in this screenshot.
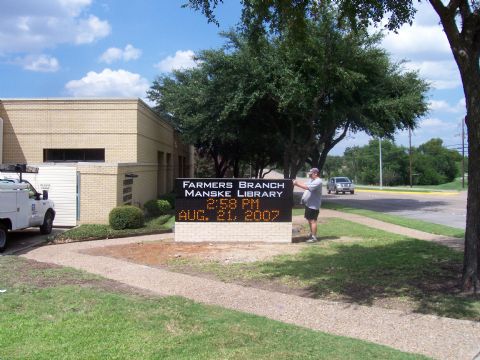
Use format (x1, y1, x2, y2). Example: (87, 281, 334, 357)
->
(306, 219, 318, 242)
(309, 219, 317, 238)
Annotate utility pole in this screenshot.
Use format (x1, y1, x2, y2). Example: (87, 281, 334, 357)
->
(409, 127, 413, 188)
(462, 116, 465, 189)
(379, 137, 383, 189)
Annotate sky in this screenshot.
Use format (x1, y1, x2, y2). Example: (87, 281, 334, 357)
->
(0, 0, 467, 156)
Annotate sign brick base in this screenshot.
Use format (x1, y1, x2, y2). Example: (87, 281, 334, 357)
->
(175, 222, 292, 243)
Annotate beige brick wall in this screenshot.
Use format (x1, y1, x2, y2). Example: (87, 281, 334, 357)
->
(75, 163, 157, 224)
(0, 99, 139, 163)
(117, 164, 158, 207)
(77, 164, 119, 224)
(137, 102, 174, 163)
(137, 101, 194, 181)
(137, 102, 193, 194)
(175, 222, 293, 243)
(0, 98, 195, 224)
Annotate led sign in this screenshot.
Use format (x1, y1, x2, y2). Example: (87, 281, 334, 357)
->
(175, 179, 293, 223)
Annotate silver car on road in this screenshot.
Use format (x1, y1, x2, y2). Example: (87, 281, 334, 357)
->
(327, 177, 355, 194)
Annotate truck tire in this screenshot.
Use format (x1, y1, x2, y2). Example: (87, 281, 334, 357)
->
(0, 224, 7, 253)
(327, 189, 331, 194)
(350, 190, 355, 194)
(40, 211, 54, 235)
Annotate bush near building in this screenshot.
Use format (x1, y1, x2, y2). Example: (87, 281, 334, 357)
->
(109, 206, 145, 230)
(144, 199, 172, 217)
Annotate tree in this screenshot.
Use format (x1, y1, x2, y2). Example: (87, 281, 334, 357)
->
(341, 138, 460, 186)
(343, 140, 409, 185)
(322, 155, 344, 179)
(414, 138, 461, 185)
(186, 0, 480, 292)
(148, 48, 282, 177)
(150, 18, 426, 180)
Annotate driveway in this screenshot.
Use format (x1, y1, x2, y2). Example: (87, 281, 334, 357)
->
(1, 228, 65, 255)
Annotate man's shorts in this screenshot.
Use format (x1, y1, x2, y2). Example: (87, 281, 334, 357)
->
(304, 206, 320, 220)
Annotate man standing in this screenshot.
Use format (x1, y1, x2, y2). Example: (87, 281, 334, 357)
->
(293, 168, 323, 243)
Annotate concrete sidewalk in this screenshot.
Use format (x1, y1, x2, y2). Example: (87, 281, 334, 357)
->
(21, 232, 480, 360)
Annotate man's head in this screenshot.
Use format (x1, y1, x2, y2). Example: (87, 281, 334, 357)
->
(308, 168, 320, 178)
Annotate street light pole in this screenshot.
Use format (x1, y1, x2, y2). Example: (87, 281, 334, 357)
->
(462, 116, 465, 189)
(409, 127, 413, 188)
(379, 137, 383, 189)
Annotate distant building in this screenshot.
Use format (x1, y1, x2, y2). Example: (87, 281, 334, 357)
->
(0, 98, 193, 225)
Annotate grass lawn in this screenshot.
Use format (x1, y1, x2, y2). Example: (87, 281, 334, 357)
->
(354, 186, 436, 193)
(354, 178, 467, 192)
(414, 178, 468, 191)
(293, 204, 465, 238)
(0, 256, 427, 360)
(54, 214, 175, 242)
(167, 218, 479, 321)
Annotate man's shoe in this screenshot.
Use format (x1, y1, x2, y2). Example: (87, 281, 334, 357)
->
(306, 236, 317, 243)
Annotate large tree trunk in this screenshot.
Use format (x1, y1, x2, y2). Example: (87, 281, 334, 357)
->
(462, 83, 480, 291)
(430, 0, 480, 291)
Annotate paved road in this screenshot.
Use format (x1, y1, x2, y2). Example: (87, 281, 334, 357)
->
(265, 170, 467, 229)
(0, 228, 65, 255)
(322, 189, 467, 229)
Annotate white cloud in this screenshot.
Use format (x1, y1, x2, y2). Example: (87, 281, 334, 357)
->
(58, 0, 92, 16)
(404, 60, 461, 90)
(419, 118, 449, 128)
(429, 99, 465, 113)
(403, 117, 461, 148)
(155, 50, 196, 72)
(429, 100, 452, 112)
(0, 1, 110, 54)
(123, 44, 141, 61)
(100, 48, 122, 64)
(377, 3, 462, 90)
(382, 24, 450, 60)
(65, 68, 150, 98)
(75, 15, 111, 44)
(414, 117, 458, 140)
(22, 54, 59, 72)
(100, 44, 141, 64)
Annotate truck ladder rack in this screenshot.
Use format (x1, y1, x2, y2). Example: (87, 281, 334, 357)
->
(0, 164, 39, 181)
(0, 164, 39, 173)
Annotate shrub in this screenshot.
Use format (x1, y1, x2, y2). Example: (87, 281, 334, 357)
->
(158, 193, 176, 209)
(144, 199, 172, 217)
(109, 205, 145, 230)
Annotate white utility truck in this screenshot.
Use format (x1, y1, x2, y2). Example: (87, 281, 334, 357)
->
(0, 165, 55, 252)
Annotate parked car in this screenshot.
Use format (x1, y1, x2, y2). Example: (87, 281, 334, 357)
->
(327, 177, 355, 194)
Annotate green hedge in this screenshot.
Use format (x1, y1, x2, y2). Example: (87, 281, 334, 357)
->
(158, 193, 176, 209)
(109, 205, 145, 230)
(144, 199, 172, 217)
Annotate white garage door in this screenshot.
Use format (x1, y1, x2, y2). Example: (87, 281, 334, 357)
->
(0, 166, 78, 226)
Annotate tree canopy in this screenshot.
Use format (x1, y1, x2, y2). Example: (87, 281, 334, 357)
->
(149, 14, 428, 179)
(340, 138, 462, 186)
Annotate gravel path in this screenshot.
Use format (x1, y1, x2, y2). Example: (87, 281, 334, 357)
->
(21, 229, 480, 360)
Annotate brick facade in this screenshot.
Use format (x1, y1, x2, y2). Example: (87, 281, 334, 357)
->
(175, 222, 293, 243)
(0, 98, 194, 224)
